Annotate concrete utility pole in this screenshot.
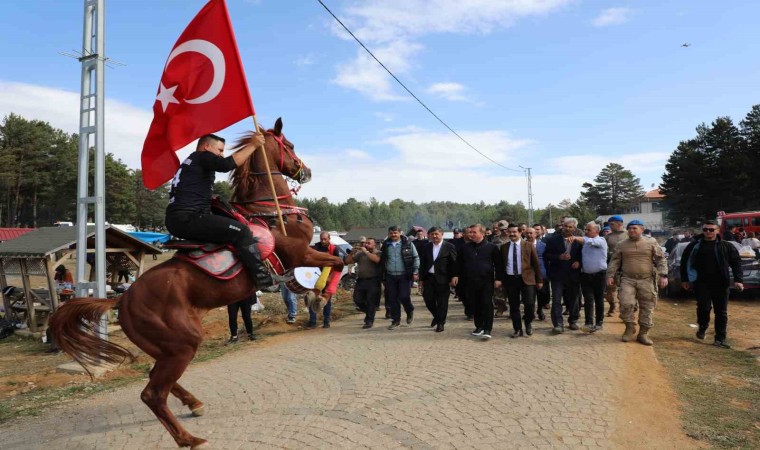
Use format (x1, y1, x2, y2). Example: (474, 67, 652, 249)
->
(75, 0, 107, 338)
(520, 166, 534, 226)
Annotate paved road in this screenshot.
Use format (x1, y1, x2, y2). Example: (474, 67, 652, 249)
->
(1, 297, 678, 449)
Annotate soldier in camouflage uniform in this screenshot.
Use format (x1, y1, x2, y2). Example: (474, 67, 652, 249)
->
(606, 220, 668, 345)
(603, 216, 627, 317)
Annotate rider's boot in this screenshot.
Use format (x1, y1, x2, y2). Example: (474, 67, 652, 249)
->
(238, 239, 289, 286)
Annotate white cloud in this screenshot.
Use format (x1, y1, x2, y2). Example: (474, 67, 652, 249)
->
(332, 40, 422, 101)
(427, 82, 468, 101)
(294, 53, 316, 67)
(547, 152, 669, 179)
(336, 0, 574, 44)
(345, 149, 371, 159)
(592, 7, 633, 27)
(294, 141, 668, 206)
(329, 0, 572, 100)
(0, 80, 194, 170)
(2, 81, 669, 206)
(385, 129, 530, 170)
(374, 112, 394, 122)
(294, 126, 541, 203)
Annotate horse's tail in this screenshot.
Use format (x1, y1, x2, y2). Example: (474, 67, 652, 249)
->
(49, 297, 134, 377)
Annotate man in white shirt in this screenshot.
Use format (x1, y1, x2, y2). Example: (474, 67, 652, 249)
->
(419, 227, 458, 332)
(571, 222, 608, 332)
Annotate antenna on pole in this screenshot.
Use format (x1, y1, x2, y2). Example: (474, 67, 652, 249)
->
(520, 166, 534, 225)
(59, 49, 125, 69)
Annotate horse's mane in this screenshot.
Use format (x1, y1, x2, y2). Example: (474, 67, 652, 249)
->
(229, 129, 266, 200)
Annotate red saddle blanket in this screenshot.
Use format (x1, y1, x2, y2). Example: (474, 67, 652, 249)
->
(165, 224, 276, 281)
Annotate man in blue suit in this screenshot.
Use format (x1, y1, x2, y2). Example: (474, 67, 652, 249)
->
(543, 218, 583, 334)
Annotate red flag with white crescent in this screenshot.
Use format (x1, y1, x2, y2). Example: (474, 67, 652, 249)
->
(141, 0, 254, 189)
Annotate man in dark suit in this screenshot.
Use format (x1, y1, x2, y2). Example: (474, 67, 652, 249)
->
(457, 224, 504, 341)
(419, 227, 459, 332)
(499, 224, 544, 337)
(543, 218, 583, 334)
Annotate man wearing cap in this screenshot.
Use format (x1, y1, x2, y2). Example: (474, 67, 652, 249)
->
(606, 220, 668, 345)
(490, 220, 510, 248)
(490, 220, 511, 316)
(604, 215, 627, 317)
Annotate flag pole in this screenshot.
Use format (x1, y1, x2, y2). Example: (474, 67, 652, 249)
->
(252, 114, 287, 236)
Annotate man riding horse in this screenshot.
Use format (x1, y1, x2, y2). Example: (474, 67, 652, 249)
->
(164, 132, 287, 287)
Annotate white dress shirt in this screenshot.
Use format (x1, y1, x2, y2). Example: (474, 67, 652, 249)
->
(429, 242, 442, 274)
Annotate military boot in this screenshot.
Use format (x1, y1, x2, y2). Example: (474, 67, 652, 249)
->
(621, 322, 637, 342)
(637, 325, 653, 346)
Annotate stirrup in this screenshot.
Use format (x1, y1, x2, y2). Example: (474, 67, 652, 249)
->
(271, 273, 293, 284)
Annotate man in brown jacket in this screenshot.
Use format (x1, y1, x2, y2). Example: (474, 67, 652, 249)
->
(500, 223, 544, 337)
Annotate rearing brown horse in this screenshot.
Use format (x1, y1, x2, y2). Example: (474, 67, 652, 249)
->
(49, 118, 343, 449)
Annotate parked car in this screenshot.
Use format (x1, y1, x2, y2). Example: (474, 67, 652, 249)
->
(665, 241, 760, 297)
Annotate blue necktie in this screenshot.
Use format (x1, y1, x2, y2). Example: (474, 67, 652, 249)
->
(512, 243, 518, 275)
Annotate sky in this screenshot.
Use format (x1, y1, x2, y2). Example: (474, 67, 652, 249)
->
(2, 0, 759, 209)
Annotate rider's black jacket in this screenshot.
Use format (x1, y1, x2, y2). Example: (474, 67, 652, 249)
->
(167, 151, 236, 215)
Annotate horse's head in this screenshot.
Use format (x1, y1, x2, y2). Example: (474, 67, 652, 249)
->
(231, 118, 311, 203)
(263, 117, 311, 184)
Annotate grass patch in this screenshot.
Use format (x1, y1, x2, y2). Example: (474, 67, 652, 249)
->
(0, 376, 139, 423)
(654, 300, 760, 449)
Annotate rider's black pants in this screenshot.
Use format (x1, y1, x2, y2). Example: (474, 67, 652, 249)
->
(165, 211, 265, 281)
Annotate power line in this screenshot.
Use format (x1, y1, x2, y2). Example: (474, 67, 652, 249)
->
(316, 0, 523, 173)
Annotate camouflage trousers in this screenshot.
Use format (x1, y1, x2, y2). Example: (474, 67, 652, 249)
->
(604, 283, 617, 307)
(618, 276, 657, 327)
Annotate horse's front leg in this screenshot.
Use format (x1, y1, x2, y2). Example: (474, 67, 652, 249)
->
(301, 248, 345, 306)
(300, 248, 344, 273)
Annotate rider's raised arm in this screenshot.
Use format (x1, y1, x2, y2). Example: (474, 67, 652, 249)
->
(232, 132, 265, 167)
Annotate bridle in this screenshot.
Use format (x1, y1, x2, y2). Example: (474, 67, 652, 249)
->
(235, 130, 309, 205)
(261, 130, 307, 184)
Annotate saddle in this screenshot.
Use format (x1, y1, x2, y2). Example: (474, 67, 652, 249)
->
(163, 199, 281, 280)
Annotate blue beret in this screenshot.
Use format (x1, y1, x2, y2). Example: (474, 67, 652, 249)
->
(602, 226, 611, 231)
(627, 219, 644, 228)
(608, 215, 624, 222)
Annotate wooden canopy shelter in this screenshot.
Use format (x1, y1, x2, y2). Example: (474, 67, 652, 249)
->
(0, 226, 162, 334)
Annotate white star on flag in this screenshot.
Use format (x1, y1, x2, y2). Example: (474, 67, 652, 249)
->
(156, 83, 180, 112)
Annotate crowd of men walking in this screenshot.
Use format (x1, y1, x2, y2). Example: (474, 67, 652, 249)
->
(284, 218, 745, 349)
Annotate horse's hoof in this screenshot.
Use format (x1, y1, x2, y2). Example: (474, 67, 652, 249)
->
(191, 439, 210, 449)
(190, 405, 205, 417)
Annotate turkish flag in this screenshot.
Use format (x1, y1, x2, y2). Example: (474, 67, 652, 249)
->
(141, 0, 254, 189)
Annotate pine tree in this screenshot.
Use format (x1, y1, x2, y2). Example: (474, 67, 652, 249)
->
(580, 163, 644, 215)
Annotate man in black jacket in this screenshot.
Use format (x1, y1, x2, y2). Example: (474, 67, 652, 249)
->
(419, 227, 458, 332)
(543, 218, 583, 334)
(457, 224, 504, 340)
(680, 220, 744, 348)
